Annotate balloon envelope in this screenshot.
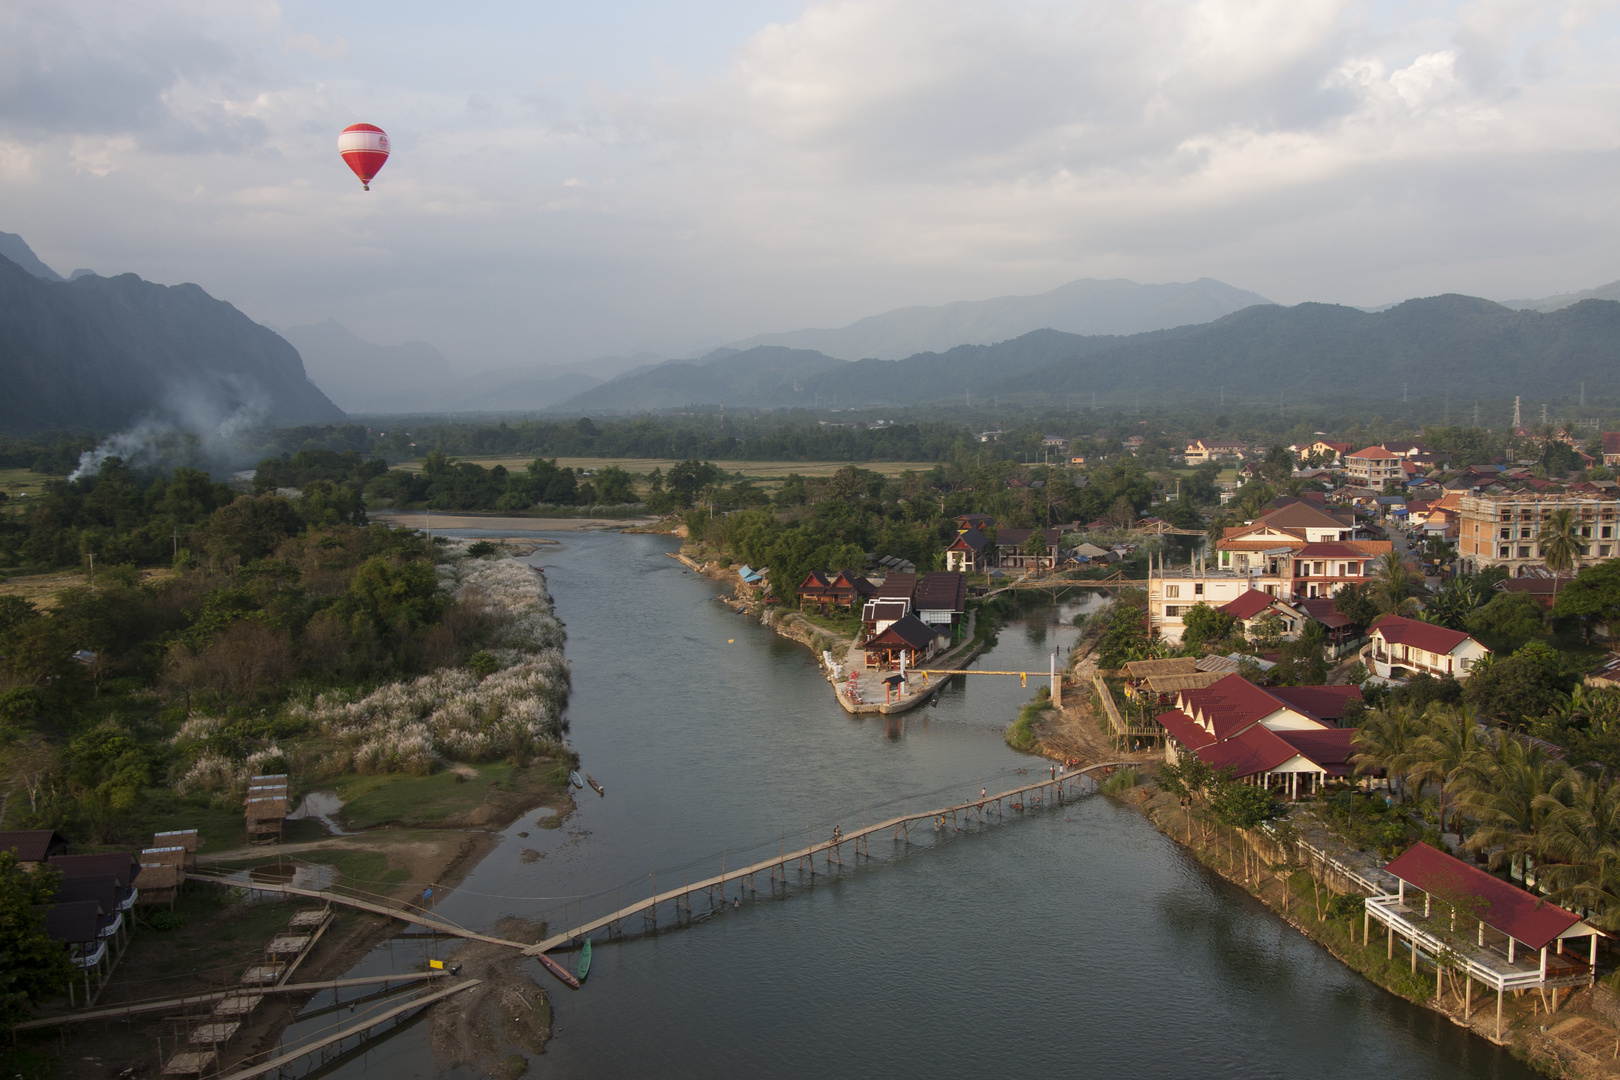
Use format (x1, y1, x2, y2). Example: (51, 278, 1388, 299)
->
(338, 123, 390, 190)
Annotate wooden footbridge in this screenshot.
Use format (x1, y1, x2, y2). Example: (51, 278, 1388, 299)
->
(522, 761, 1127, 958)
(177, 763, 1127, 988)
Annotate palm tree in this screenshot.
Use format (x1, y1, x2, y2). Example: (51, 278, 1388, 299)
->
(1536, 772, 1620, 926)
(1372, 551, 1419, 616)
(1454, 732, 1570, 876)
(1403, 704, 1487, 835)
(1536, 507, 1582, 602)
(1351, 704, 1427, 802)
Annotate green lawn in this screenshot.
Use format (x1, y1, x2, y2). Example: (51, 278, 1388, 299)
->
(331, 760, 570, 829)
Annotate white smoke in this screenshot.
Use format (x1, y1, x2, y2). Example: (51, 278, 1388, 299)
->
(68, 383, 271, 481)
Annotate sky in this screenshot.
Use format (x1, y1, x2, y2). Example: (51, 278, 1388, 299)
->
(3, 0, 1620, 371)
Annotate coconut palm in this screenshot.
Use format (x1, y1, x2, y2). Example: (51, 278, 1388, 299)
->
(1351, 704, 1427, 802)
(1536, 772, 1620, 927)
(1536, 507, 1582, 602)
(1454, 732, 1570, 875)
(1403, 704, 1487, 834)
(1372, 551, 1420, 616)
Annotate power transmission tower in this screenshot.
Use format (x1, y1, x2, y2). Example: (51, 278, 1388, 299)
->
(1513, 396, 1522, 429)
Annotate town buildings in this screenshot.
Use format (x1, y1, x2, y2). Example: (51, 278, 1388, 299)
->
(1345, 446, 1404, 489)
(1456, 491, 1620, 575)
(1155, 675, 1360, 798)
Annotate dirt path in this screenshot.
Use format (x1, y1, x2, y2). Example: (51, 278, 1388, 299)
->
(1033, 654, 1160, 769)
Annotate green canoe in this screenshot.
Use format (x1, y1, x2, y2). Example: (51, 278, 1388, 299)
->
(577, 938, 593, 982)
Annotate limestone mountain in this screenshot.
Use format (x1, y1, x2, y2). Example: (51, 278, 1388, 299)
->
(0, 241, 343, 434)
(717, 277, 1273, 360)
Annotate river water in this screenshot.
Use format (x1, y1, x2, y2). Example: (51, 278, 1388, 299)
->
(299, 530, 1533, 1079)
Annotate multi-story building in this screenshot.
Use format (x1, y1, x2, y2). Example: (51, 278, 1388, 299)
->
(1456, 492, 1620, 575)
(1183, 439, 1247, 465)
(1345, 446, 1404, 489)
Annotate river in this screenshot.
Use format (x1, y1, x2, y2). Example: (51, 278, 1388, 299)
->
(296, 530, 1534, 1079)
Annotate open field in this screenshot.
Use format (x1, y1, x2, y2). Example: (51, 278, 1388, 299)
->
(0, 566, 175, 608)
(394, 456, 939, 479)
(0, 466, 51, 500)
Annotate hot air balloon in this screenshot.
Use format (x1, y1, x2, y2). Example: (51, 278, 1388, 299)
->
(338, 123, 390, 190)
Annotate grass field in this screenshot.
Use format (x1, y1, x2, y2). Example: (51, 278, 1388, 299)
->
(330, 759, 572, 830)
(0, 467, 50, 500)
(396, 457, 938, 480)
(0, 567, 174, 609)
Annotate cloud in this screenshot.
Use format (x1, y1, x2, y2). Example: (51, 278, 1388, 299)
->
(4, 0, 1620, 367)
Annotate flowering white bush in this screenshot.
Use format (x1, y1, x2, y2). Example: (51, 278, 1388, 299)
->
(174, 740, 289, 795)
(294, 548, 571, 774)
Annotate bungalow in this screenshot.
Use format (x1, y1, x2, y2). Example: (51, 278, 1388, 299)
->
(796, 570, 832, 608)
(1041, 435, 1070, 449)
(1155, 674, 1360, 798)
(1217, 589, 1310, 640)
(824, 569, 877, 609)
(0, 829, 69, 868)
(863, 613, 949, 669)
(945, 527, 992, 573)
(953, 513, 995, 531)
(1363, 614, 1490, 680)
(861, 599, 911, 637)
(1366, 842, 1605, 1037)
(913, 571, 967, 627)
(996, 528, 1063, 571)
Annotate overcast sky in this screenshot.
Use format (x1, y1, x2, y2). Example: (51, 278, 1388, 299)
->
(4, 0, 1619, 370)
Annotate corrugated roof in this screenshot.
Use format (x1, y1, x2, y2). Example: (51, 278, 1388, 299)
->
(875, 573, 917, 600)
(50, 852, 141, 887)
(1383, 843, 1589, 951)
(0, 829, 68, 862)
(1273, 727, 1357, 768)
(1197, 724, 1299, 776)
(41, 899, 104, 944)
(866, 614, 945, 651)
(1269, 685, 1362, 721)
(1156, 709, 1216, 750)
(1122, 657, 1199, 678)
(913, 571, 966, 612)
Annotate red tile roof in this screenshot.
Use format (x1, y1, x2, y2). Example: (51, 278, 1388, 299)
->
(1269, 685, 1361, 722)
(1349, 445, 1399, 460)
(1273, 727, 1357, 772)
(1370, 614, 1477, 656)
(1156, 709, 1216, 750)
(1218, 589, 1277, 620)
(1293, 542, 1370, 559)
(1383, 843, 1587, 951)
(1198, 724, 1299, 776)
(1297, 597, 1348, 628)
(1178, 674, 1291, 740)
(1603, 433, 1620, 456)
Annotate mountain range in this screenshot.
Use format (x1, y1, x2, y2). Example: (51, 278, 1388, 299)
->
(557, 294, 1620, 413)
(0, 237, 343, 434)
(715, 277, 1275, 360)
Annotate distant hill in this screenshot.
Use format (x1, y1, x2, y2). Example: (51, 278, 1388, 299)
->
(717, 277, 1273, 360)
(1502, 279, 1620, 313)
(559, 294, 1620, 412)
(283, 320, 459, 412)
(0, 240, 344, 434)
(0, 232, 65, 282)
(284, 320, 633, 414)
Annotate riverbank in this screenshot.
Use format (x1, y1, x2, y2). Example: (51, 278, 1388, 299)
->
(1114, 771, 1620, 1076)
(373, 511, 656, 532)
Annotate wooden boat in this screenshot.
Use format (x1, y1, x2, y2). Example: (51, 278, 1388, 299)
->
(568, 770, 584, 789)
(537, 952, 580, 990)
(577, 938, 593, 982)
(586, 774, 604, 796)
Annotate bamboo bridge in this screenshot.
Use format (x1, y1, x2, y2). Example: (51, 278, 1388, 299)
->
(178, 763, 1129, 989)
(522, 761, 1127, 957)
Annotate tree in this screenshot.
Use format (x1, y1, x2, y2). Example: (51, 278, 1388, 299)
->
(1455, 732, 1567, 876)
(1536, 507, 1582, 603)
(0, 851, 74, 1032)
(1181, 602, 1236, 652)
(1352, 704, 1426, 801)
(1333, 582, 1382, 634)
(204, 495, 303, 562)
(1553, 559, 1620, 632)
(1372, 551, 1419, 616)
(1104, 496, 1137, 530)
(1463, 641, 1580, 724)
(1209, 776, 1281, 827)
(1465, 591, 1546, 651)
(1403, 704, 1486, 834)
(1022, 530, 1049, 568)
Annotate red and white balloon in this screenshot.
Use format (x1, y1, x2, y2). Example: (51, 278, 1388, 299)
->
(338, 123, 390, 190)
